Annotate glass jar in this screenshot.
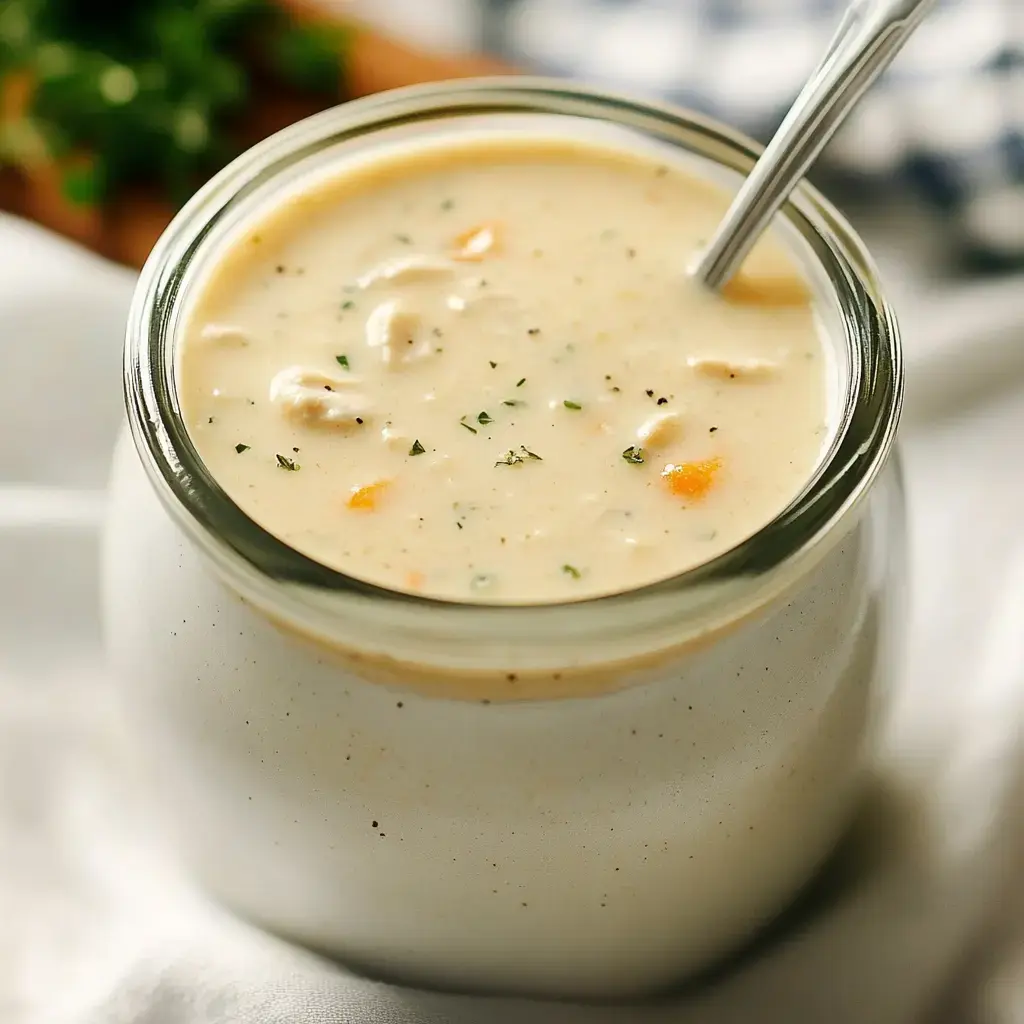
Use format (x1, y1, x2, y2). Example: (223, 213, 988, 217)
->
(103, 79, 904, 1001)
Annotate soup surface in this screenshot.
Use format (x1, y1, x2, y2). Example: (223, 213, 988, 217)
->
(179, 136, 831, 602)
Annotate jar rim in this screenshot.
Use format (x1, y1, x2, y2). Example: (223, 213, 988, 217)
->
(124, 77, 902, 652)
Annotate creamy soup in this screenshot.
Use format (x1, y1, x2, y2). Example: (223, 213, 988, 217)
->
(179, 137, 831, 603)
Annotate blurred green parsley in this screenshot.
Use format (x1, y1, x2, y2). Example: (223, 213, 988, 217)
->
(0, 0, 347, 207)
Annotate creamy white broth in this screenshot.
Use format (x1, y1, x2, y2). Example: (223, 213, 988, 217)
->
(179, 137, 831, 603)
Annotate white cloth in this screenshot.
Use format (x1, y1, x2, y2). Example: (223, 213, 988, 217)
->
(4, 209, 1024, 1023)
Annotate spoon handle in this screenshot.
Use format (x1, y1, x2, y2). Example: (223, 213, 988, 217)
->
(692, 0, 937, 291)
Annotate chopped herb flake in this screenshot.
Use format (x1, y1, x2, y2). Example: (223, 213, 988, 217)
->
(622, 446, 645, 464)
(275, 454, 300, 471)
(460, 420, 478, 434)
(495, 449, 523, 467)
(395, 233, 413, 244)
(341, 300, 355, 311)
(489, 360, 498, 369)
(562, 564, 582, 579)
(502, 399, 524, 407)
(441, 198, 455, 211)
(477, 411, 494, 425)
(234, 443, 250, 454)
(494, 445, 541, 467)
(516, 378, 526, 387)
(335, 354, 350, 369)
(527, 327, 540, 336)
(409, 440, 426, 456)
(657, 396, 668, 405)
(645, 389, 655, 397)
(563, 400, 582, 411)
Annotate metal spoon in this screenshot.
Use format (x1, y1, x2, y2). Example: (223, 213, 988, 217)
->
(691, 0, 937, 290)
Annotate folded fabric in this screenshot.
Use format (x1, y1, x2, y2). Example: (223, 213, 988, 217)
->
(5, 216, 1024, 1023)
(472, 0, 1024, 270)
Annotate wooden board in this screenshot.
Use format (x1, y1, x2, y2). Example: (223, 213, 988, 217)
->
(0, 14, 510, 268)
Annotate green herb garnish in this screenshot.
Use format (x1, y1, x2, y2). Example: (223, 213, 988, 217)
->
(563, 400, 582, 411)
(0, 4, 348, 207)
(459, 419, 478, 434)
(495, 449, 523, 467)
(622, 446, 645, 464)
(234, 443, 250, 454)
(502, 399, 524, 407)
(477, 411, 494, 426)
(394, 233, 413, 244)
(335, 354, 350, 369)
(341, 300, 355, 311)
(409, 440, 426, 456)
(275, 454, 300, 471)
(562, 564, 582, 579)
(494, 446, 541, 467)
(489, 361, 498, 369)
(516, 378, 526, 387)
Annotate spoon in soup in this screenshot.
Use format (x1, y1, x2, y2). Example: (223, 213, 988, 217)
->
(691, 0, 936, 291)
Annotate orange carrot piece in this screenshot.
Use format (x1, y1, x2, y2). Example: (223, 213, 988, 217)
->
(452, 222, 501, 261)
(405, 570, 426, 590)
(346, 479, 391, 511)
(662, 458, 722, 501)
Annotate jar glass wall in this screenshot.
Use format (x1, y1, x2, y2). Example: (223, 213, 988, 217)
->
(104, 79, 904, 1000)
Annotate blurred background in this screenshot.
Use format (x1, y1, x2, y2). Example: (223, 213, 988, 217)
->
(3, 0, 1024, 278)
(4, 3, 1024, 1022)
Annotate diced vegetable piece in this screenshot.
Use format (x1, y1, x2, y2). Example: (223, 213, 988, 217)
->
(452, 222, 500, 261)
(662, 458, 722, 500)
(347, 479, 391, 510)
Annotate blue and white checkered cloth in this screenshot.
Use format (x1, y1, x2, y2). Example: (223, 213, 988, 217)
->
(468, 0, 1024, 271)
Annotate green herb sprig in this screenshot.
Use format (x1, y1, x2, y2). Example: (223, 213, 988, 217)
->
(0, 0, 348, 207)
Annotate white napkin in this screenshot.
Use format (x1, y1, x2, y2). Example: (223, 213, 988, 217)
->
(3, 210, 1024, 1024)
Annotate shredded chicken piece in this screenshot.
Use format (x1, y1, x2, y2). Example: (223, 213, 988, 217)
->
(356, 254, 455, 289)
(365, 299, 433, 367)
(686, 356, 778, 380)
(200, 323, 250, 346)
(269, 366, 370, 428)
(380, 425, 412, 451)
(636, 411, 682, 448)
